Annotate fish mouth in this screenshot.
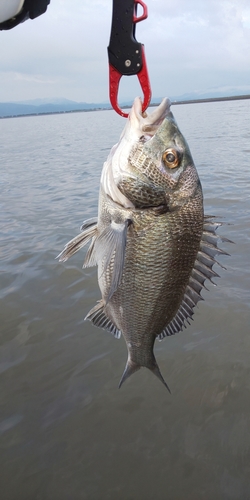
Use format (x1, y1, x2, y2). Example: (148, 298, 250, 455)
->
(130, 97, 171, 139)
(100, 98, 172, 209)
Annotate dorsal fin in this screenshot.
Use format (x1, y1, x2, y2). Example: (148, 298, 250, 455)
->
(157, 217, 231, 340)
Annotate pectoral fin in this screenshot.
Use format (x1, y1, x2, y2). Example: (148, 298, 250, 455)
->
(95, 219, 132, 302)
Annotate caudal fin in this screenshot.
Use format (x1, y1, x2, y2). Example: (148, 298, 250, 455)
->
(118, 360, 140, 388)
(150, 364, 171, 393)
(119, 358, 171, 393)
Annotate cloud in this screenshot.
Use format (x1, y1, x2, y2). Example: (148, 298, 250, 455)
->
(0, 0, 249, 102)
(138, 0, 250, 96)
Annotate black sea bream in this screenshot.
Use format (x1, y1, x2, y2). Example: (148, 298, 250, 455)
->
(58, 98, 229, 391)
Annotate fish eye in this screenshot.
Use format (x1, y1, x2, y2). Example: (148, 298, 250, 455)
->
(162, 148, 181, 169)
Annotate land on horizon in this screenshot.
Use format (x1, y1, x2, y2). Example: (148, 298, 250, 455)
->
(1, 90, 250, 119)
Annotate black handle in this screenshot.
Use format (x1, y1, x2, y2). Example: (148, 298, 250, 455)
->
(108, 0, 142, 76)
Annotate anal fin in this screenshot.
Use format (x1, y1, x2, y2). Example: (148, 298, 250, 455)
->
(85, 300, 121, 339)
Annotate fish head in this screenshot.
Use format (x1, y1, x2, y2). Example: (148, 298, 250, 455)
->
(101, 98, 202, 210)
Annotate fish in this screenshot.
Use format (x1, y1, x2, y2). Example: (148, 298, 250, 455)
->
(57, 97, 230, 391)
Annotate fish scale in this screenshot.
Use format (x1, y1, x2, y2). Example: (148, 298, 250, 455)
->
(57, 97, 230, 391)
(96, 187, 203, 388)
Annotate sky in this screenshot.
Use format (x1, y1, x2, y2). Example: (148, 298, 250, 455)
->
(0, 0, 250, 103)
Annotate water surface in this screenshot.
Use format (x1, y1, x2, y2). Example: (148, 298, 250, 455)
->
(1, 100, 250, 499)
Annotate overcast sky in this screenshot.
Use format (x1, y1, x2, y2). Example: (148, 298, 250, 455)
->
(1, 0, 250, 103)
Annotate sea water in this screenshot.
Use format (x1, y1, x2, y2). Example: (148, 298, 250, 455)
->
(0, 100, 250, 499)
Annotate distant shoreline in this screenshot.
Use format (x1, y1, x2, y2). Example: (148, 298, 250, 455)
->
(169, 94, 250, 106)
(1, 94, 250, 119)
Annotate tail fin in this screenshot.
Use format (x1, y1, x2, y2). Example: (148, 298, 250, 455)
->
(150, 364, 171, 393)
(118, 360, 141, 388)
(119, 358, 171, 393)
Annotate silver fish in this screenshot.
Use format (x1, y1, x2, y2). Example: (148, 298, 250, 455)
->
(57, 98, 230, 391)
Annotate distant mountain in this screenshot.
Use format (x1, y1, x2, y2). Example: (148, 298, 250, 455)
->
(169, 86, 250, 103)
(1, 87, 250, 118)
(14, 97, 78, 106)
(0, 98, 112, 118)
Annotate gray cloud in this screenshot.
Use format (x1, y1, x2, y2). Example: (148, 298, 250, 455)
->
(0, 0, 249, 102)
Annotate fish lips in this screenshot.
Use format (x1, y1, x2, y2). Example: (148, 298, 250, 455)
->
(129, 97, 172, 140)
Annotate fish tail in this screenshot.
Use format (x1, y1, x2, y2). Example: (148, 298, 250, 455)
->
(150, 364, 171, 393)
(119, 355, 171, 393)
(118, 360, 141, 388)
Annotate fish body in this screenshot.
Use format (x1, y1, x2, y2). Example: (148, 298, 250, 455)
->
(58, 98, 228, 390)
